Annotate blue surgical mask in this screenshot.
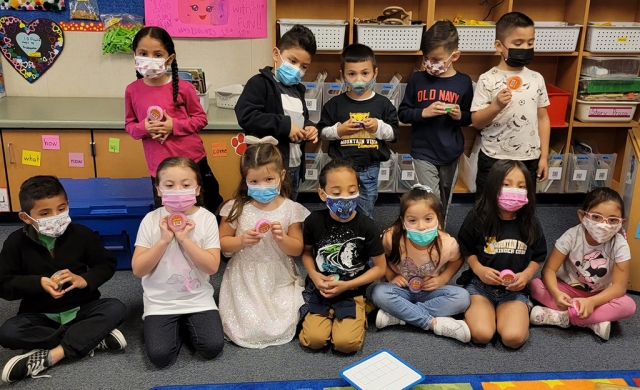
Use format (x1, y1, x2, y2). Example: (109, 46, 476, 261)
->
(324, 192, 359, 220)
(248, 184, 280, 204)
(275, 52, 304, 86)
(405, 225, 438, 246)
(345, 78, 376, 95)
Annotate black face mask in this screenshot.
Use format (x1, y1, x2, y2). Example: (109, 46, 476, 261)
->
(502, 46, 534, 68)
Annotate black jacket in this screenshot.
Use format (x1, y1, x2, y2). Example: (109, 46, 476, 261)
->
(0, 224, 117, 314)
(235, 67, 313, 169)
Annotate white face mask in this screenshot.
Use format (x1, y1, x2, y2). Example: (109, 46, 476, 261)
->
(135, 56, 169, 79)
(582, 217, 621, 244)
(27, 211, 71, 238)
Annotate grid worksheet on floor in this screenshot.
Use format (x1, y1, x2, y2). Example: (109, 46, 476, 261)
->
(341, 350, 423, 390)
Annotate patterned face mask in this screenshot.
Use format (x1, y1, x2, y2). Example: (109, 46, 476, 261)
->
(424, 52, 455, 76)
(135, 56, 169, 79)
(324, 192, 359, 220)
(27, 211, 71, 238)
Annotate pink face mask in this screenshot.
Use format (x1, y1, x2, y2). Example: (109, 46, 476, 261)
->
(161, 188, 197, 212)
(498, 187, 529, 212)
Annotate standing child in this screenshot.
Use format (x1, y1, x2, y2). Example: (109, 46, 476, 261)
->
(125, 26, 223, 213)
(398, 20, 473, 219)
(299, 158, 386, 353)
(457, 160, 547, 348)
(371, 185, 471, 343)
(529, 187, 636, 340)
(0, 176, 126, 383)
(317, 43, 398, 218)
(235, 24, 320, 200)
(132, 157, 223, 368)
(218, 141, 309, 348)
(471, 12, 551, 196)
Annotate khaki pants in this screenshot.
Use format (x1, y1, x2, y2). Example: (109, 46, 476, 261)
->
(299, 296, 367, 354)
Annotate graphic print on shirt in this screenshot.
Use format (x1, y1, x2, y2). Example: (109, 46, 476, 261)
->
(484, 237, 527, 255)
(400, 256, 438, 278)
(315, 236, 367, 278)
(340, 112, 379, 150)
(165, 244, 202, 292)
(573, 250, 608, 292)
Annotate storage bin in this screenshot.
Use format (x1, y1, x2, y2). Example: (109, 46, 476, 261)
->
(546, 84, 571, 128)
(302, 82, 323, 124)
(578, 78, 640, 95)
(374, 82, 405, 109)
(592, 153, 617, 190)
(355, 22, 425, 52)
(565, 154, 595, 193)
(278, 19, 348, 51)
(585, 22, 640, 53)
(537, 154, 567, 194)
(214, 84, 244, 109)
(59, 178, 155, 270)
(378, 156, 397, 193)
(299, 152, 327, 193)
(575, 99, 640, 122)
(455, 23, 496, 52)
(396, 154, 419, 192)
(323, 82, 344, 104)
(534, 22, 582, 52)
(198, 91, 210, 113)
(581, 56, 640, 78)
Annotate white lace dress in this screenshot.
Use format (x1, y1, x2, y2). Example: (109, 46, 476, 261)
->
(218, 198, 309, 348)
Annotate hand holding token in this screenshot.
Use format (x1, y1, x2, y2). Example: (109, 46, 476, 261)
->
(241, 228, 263, 248)
(149, 111, 174, 144)
(390, 274, 408, 288)
(495, 89, 512, 109)
(446, 104, 461, 120)
(506, 76, 523, 91)
(422, 101, 448, 118)
(41, 276, 65, 299)
(271, 221, 286, 242)
(422, 275, 445, 291)
(159, 216, 175, 244)
(500, 269, 517, 286)
(174, 219, 195, 244)
(255, 219, 271, 234)
(552, 291, 573, 311)
(147, 106, 164, 122)
(168, 212, 187, 232)
(408, 276, 423, 292)
(363, 118, 378, 134)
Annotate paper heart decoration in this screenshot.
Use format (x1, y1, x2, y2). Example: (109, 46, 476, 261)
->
(0, 16, 64, 83)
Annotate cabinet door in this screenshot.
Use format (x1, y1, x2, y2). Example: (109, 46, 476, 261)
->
(93, 131, 149, 178)
(624, 129, 640, 292)
(199, 132, 242, 201)
(3, 130, 95, 212)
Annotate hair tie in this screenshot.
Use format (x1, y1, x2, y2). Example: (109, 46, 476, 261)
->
(244, 135, 279, 146)
(411, 183, 433, 193)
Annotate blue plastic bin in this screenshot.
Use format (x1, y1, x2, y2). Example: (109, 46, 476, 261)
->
(59, 178, 154, 270)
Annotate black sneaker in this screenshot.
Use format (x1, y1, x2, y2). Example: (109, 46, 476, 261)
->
(94, 329, 127, 352)
(1, 349, 51, 383)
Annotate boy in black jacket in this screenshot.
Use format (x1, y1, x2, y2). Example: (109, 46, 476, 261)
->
(0, 176, 126, 383)
(235, 24, 319, 200)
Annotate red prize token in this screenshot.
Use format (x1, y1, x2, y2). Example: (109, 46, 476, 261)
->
(408, 276, 423, 293)
(168, 212, 187, 231)
(506, 76, 523, 91)
(255, 219, 271, 234)
(500, 269, 517, 285)
(147, 106, 164, 121)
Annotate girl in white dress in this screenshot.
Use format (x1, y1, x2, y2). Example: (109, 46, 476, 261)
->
(219, 138, 309, 348)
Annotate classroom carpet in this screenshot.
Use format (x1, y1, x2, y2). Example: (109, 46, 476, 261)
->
(150, 370, 640, 390)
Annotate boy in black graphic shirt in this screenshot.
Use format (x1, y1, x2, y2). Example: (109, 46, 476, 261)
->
(317, 44, 399, 218)
(399, 21, 473, 220)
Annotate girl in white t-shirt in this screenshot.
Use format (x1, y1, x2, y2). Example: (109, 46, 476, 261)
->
(530, 187, 636, 340)
(132, 156, 223, 368)
(370, 184, 471, 343)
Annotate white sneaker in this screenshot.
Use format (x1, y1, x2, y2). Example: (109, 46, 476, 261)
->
(375, 310, 405, 329)
(432, 317, 471, 343)
(588, 321, 611, 341)
(530, 306, 570, 328)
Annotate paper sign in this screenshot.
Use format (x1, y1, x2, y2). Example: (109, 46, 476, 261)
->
(68, 153, 84, 168)
(401, 170, 416, 181)
(212, 142, 227, 157)
(378, 167, 390, 181)
(573, 169, 587, 181)
(0, 188, 9, 212)
(635, 222, 640, 239)
(42, 135, 60, 150)
(305, 168, 318, 180)
(305, 99, 318, 111)
(22, 150, 41, 166)
(108, 138, 120, 153)
(548, 167, 562, 180)
(595, 168, 608, 181)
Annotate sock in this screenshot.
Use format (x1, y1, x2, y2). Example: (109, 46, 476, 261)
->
(46, 351, 53, 367)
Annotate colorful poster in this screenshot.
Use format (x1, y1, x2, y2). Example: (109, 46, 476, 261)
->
(144, 0, 267, 38)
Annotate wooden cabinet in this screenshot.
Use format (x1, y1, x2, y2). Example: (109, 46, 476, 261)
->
(200, 132, 243, 201)
(620, 128, 640, 291)
(2, 130, 95, 211)
(93, 131, 149, 178)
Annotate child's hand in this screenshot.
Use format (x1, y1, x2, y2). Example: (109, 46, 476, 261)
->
(551, 291, 573, 311)
(149, 111, 174, 144)
(320, 280, 350, 299)
(448, 104, 462, 121)
(363, 118, 378, 134)
(304, 126, 319, 143)
(145, 118, 160, 137)
(422, 276, 444, 291)
(41, 277, 65, 299)
(495, 89, 512, 109)
(271, 221, 286, 241)
(289, 125, 306, 143)
(478, 266, 502, 285)
(337, 119, 362, 137)
(422, 101, 448, 118)
(310, 271, 334, 291)
(506, 272, 529, 291)
(174, 219, 195, 244)
(159, 216, 175, 244)
(537, 159, 548, 182)
(54, 269, 88, 293)
(241, 229, 263, 248)
(573, 297, 595, 319)
(390, 274, 408, 288)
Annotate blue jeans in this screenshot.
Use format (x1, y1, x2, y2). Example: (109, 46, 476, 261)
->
(355, 164, 379, 219)
(371, 283, 470, 330)
(465, 276, 532, 308)
(288, 166, 300, 201)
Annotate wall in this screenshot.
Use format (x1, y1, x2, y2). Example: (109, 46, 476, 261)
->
(1, 5, 274, 98)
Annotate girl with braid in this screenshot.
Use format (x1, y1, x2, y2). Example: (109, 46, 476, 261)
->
(125, 27, 223, 214)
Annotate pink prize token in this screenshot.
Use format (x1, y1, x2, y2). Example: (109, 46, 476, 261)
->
(408, 277, 423, 293)
(255, 219, 271, 234)
(569, 300, 580, 316)
(168, 212, 187, 231)
(147, 106, 164, 121)
(500, 269, 516, 285)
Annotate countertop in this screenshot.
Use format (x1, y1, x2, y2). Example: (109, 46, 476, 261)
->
(0, 97, 241, 131)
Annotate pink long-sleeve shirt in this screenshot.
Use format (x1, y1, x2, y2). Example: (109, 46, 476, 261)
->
(125, 78, 208, 176)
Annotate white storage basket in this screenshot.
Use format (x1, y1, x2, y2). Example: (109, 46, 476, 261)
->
(214, 84, 244, 109)
(355, 22, 425, 52)
(456, 24, 496, 52)
(585, 22, 640, 53)
(278, 19, 348, 51)
(534, 22, 582, 52)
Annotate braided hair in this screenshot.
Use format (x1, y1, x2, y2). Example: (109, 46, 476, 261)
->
(132, 26, 185, 108)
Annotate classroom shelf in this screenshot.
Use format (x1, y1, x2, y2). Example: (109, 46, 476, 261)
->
(375, 51, 423, 56)
(572, 120, 639, 128)
(463, 52, 580, 56)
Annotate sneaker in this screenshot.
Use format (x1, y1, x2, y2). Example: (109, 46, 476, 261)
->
(530, 306, 570, 328)
(1, 349, 51, 383)
(93, 329, 127, 353)
(588, 321, 611, 341)
(375, 310, 405, 329)
(433, 317, 471, 343)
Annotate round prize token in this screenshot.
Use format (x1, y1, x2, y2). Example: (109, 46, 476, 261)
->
(168, 213, 187, 231)
(506, 76, 523, 91)
(50, 271, 64, 287)
(147, 106, 164, 121)
(354, 121, 365, 128)
(255, 219, 271, 234)
(408, 277, 423, 293)
(499, 269, 516, 285)
(330, 274, 340, 281)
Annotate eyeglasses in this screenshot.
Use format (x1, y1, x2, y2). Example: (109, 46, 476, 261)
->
(583, 211, 624, 226)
